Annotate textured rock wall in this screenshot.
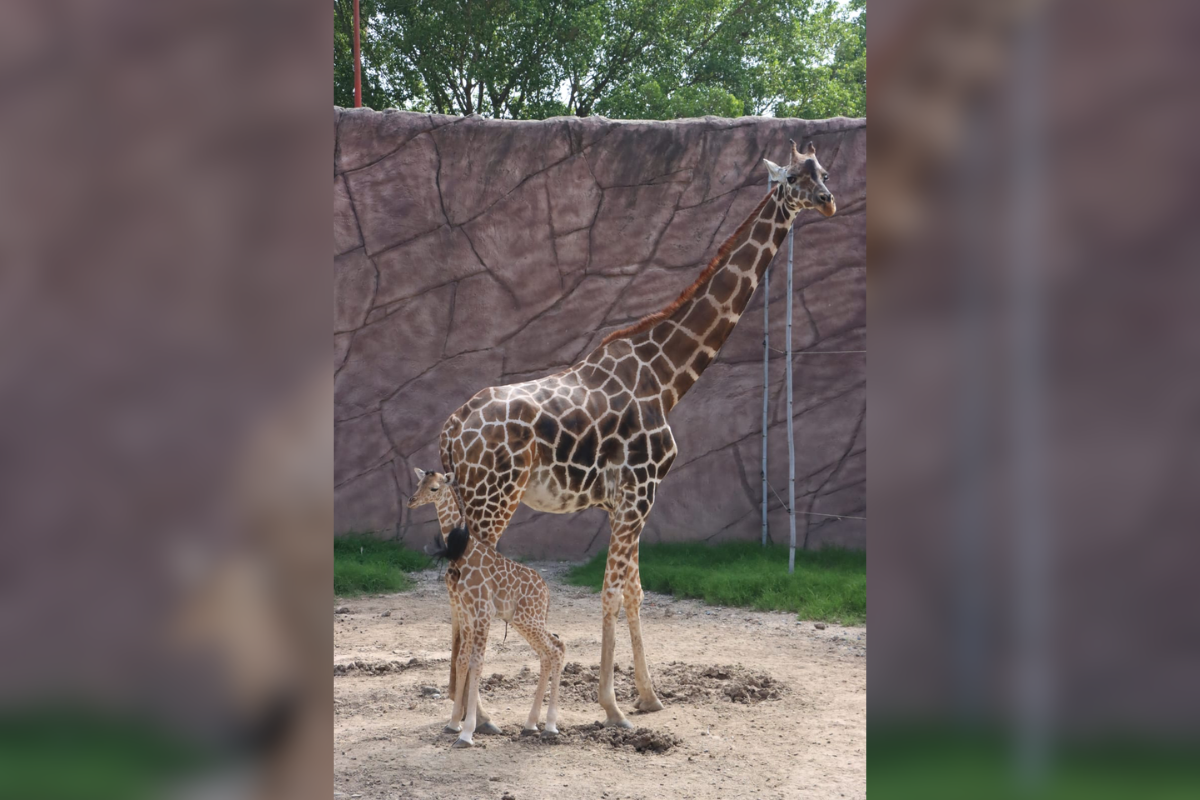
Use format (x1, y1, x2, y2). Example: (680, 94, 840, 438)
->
(335, 108, 865, 559)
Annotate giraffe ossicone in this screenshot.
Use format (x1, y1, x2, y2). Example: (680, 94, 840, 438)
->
(409, 469, 565, 747)
(429, 141, 834, 728)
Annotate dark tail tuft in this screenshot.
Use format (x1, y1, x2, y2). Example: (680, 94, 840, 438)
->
(428, 525, 470, 561)
(445, 526, 469, 561)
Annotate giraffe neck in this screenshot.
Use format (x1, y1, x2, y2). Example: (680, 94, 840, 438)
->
(432, 488, 466, 535)
(432, 484, 494, 562)
(647, 186, 797, 411)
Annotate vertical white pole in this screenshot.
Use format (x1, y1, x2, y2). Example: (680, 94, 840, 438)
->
(761, 225, 771, 548)
(786, 224, 796, 574)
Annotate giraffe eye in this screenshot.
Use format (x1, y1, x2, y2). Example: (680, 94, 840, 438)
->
(787, 175, 797, 184)
(432, 485, 440, 492)
(822, 172, 829, 181)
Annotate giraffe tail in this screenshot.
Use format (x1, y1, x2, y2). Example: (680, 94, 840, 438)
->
(426, 526, 469, 562)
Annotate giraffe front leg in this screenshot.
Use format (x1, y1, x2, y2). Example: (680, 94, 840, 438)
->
(447, 587, 460, 703)
(625, 563, 663, 713)
(444, 623, 470, 734)
(452, 619, 490, 749)
(446, 594, 501, 734)
(461, 678, 500, 734)
(609, 499, 662, 715)
(598, 545, 631, 728)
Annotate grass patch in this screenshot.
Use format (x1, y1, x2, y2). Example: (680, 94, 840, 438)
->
(565, 541, 865, 625)
(869, 724, 1200, 800)
(334, 533, 431, 596)
(0, 706, 211, 800)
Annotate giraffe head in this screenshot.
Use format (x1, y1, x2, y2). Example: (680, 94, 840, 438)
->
(407, 467, 455, 509)
(763, 139, 836, 217)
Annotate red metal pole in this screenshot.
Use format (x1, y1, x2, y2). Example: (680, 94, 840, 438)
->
(353, 0, 362, 108)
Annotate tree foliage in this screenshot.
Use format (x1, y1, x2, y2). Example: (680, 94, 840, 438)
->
(333, 0, 864, 120)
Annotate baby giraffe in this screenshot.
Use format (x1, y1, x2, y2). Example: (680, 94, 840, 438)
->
(408, 469, 565, 748)
(407, 467, 499, 736)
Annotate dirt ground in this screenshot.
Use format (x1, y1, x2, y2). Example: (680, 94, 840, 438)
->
(334, 563, 865, 800)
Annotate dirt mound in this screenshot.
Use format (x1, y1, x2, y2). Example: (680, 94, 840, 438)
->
(580, 724, 681, 753)
(657, 662, 784, 704)
(334, 657, 430, 676)
(557, 661, 784, 705)
(513, 722, 681, 753)
(558, 661, 604, 701)
(480, 672, 521, 692)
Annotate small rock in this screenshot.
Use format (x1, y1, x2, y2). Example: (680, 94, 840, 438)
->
(380, 610, 391, 617)
(815, 622, 826, 630)
(419, 685, 441, 697)
(335, 606, 350, 614)
(502, 794, 516, 800)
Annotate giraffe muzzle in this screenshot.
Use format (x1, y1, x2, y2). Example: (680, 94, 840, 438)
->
(817, 195, 836, 217)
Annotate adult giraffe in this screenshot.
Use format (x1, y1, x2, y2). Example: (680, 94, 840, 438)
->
(438, 140, 835, 728)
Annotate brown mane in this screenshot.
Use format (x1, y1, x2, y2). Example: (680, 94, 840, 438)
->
(600, 189, 774, 346)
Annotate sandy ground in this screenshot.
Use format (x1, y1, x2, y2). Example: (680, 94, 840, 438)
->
(334, 563, 865, 800)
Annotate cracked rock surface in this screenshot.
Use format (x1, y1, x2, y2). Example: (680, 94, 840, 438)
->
(335, 109, 865, 558)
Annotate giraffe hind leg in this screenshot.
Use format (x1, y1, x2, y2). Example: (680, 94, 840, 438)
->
(543, 631, 565, 737)
(512, 617, 551, 735)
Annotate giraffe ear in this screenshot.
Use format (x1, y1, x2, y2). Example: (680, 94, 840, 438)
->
(763, 159, 788, 184)
(413, 467, 425, 481)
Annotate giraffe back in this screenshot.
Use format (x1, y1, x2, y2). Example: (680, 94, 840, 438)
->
(454, 537, 549, 625)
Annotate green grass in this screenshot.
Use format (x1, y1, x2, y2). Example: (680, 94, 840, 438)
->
(869, 725, 1200, 800)
(334, 533, 432, 596)
(565, 541, 865, 625)
(0, 706, 211, 800)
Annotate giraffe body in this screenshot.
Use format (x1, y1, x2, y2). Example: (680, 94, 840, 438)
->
(409, 469, 565, 747)
(434, 142, 834, 727)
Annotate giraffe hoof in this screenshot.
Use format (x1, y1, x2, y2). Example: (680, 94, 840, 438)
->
(442, 725, 462, 735)
(604, 717, 634, 729)
(476, 721, 503, 736)
(520, 727, 540, 737)
(635, 697, 665, 713)
(451, 738, 473, 749)
(540, 729, 559, 740)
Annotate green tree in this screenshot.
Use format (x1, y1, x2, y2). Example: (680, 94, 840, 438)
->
(333, 0, 865, 120)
